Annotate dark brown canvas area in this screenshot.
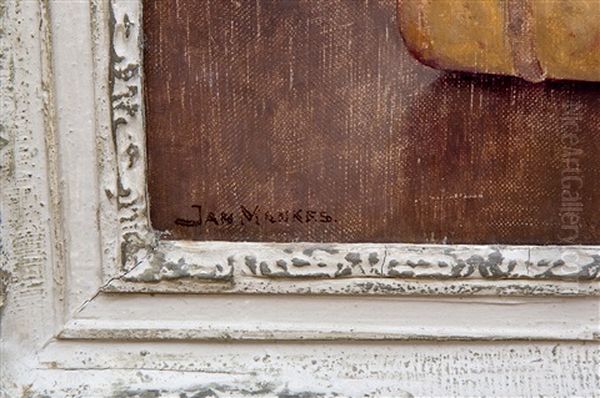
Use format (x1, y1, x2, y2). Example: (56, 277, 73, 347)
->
(143, 0, 600, 244)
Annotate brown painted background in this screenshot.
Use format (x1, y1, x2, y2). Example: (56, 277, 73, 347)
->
(143, 0, 600, 244)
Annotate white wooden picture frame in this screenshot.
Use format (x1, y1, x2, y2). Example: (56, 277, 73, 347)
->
(1, 1, 598, 396)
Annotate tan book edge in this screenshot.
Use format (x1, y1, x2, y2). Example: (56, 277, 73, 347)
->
(397, 0, 600, 82)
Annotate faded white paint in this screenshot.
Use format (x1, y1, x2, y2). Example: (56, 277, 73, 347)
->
(0, 0, 599, 396)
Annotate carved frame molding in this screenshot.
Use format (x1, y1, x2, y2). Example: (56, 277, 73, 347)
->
(1, 0, 599, 395)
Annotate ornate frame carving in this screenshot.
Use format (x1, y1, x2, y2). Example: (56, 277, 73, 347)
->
(1, 1, 599, 395)
(104, 0, 599, 296)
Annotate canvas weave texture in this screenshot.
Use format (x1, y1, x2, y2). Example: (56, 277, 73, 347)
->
(144, 0, 600, 244)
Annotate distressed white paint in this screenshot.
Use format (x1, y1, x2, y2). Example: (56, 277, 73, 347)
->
(0, 0, 599, 396)
(62, 294, 599, 341)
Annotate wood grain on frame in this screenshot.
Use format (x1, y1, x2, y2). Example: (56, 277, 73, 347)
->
(143, 0, 600, 244)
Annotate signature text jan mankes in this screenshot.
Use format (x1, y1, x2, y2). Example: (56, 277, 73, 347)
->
(174, 205, 338, 228)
